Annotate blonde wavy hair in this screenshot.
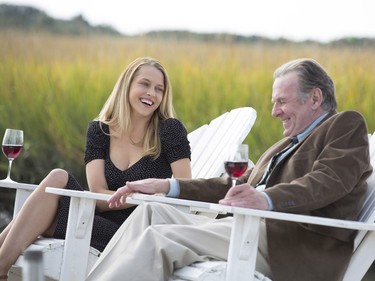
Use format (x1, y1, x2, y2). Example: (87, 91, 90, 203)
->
(96, 57, 175, 158)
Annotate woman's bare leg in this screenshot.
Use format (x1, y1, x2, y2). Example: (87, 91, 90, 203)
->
(0, 168, 69, 276)
(0, 221, 13, 247)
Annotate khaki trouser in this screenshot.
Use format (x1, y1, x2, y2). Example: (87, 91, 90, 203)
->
(87, 202, 271, 281)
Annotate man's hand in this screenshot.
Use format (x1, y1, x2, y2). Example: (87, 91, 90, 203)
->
(108, 178, 170, 208)
(219, 184, 269, 210)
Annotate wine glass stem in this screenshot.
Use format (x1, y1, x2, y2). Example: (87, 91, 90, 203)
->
(6, 159, 13, 180)
(231, 178, 237, 187)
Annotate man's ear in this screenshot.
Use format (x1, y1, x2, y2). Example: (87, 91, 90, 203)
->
(311, 88, 323, 110)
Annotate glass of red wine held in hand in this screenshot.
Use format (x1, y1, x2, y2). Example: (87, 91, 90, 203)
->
(224, 144, 249, 187)
(2, 128, 23, 182)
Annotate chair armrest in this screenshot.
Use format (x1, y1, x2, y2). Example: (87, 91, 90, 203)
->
(130, 193, 220, 214)
(131, 193, 375, 231)
(0, 180, 37, 217)
(45, 187, 111, 201)
(129, 193, 375, 281)
(45, 189, 375, 242)
(45, 189, 205, 215)
(45, 188, 148, 208)
(0, 180, 37, 191)
(212, 204, 375, 231)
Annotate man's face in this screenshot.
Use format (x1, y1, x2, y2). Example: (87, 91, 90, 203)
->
(271, 72, 322, 137)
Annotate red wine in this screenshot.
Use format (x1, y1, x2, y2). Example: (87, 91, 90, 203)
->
(2, 145, 23, 160)
(224, 161, 248, 178)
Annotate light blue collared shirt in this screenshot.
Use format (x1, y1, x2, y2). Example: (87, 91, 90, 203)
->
(262, 112, 329, 209)
(167, 112, 330, 201)
(295, 112, 329, 143)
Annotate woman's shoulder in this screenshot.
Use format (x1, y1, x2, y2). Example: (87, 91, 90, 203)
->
(160, 118, 186, 133)
(85, 121, 109, 163)
(159, 118, 189, 143)
(159, 118, 191, 160)
(86, 121, 110, 145)
(160, 118, 186, 129)
(87, 120, 109, 134)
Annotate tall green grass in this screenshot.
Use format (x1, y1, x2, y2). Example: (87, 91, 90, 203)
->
(0, 31, 374, 185)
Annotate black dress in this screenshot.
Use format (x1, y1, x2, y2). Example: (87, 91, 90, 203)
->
(52, 119, 191, 251)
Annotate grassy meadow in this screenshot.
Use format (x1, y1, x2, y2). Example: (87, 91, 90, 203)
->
(0, 31, 374, 186)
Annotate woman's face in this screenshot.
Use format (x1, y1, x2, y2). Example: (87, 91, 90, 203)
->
(128, 65, 164, 118)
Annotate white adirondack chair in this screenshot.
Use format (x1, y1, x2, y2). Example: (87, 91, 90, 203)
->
(115, 131, 375, 281)
(0, 107, 257, 281)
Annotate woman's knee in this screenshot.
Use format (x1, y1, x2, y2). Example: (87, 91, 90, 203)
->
(42, 168, 69, 188)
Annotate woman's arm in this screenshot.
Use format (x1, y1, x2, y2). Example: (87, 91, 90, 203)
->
(107, 158, 191, 208)
(86, 159, 135, 212)
(170, 158, 192, 179)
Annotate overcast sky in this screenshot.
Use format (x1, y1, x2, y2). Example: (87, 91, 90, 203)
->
(1, 0, 375, 42)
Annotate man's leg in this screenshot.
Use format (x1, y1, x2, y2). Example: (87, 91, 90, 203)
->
(256, 219, 272, 279)
(86, 202, 232, 281)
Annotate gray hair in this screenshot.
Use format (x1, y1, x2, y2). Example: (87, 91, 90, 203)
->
(274, 58, 337, 111)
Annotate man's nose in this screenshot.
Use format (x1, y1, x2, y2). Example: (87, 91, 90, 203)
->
(272, 104, 280, 117)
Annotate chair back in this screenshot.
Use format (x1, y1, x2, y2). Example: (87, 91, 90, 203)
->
(188, 107, 257, 179)
(354, 132, 375, 249)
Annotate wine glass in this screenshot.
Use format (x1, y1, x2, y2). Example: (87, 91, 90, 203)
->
(2, 128, 24, 181)
(224, 144, 249, 187)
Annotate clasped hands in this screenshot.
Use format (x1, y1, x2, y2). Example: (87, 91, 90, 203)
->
(108, 178, 269, 210)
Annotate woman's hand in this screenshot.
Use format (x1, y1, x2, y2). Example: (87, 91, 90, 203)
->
(219, 184, 269, 210)
(108, 178, 170, 208)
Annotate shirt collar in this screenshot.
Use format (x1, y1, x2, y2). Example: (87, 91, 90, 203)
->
(295, 112, 329, 143)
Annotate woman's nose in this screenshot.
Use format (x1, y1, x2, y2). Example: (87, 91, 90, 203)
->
(147, 88, 156, 97)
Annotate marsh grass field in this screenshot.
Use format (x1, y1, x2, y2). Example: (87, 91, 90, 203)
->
(0, 31, 374, 186)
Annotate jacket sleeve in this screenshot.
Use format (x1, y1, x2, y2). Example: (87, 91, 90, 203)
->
(178, 176, 232, 203)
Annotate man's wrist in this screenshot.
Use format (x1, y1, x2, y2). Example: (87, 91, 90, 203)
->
(261, 192, 273, 210)
(166, 178, 180, 198)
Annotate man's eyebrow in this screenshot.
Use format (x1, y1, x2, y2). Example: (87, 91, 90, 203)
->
(272, 97, 284, 102)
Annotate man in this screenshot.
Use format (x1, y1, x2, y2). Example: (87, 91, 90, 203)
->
(86, 58, 372, 281)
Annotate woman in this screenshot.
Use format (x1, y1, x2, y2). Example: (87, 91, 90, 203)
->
(0, 57, 192, 279)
